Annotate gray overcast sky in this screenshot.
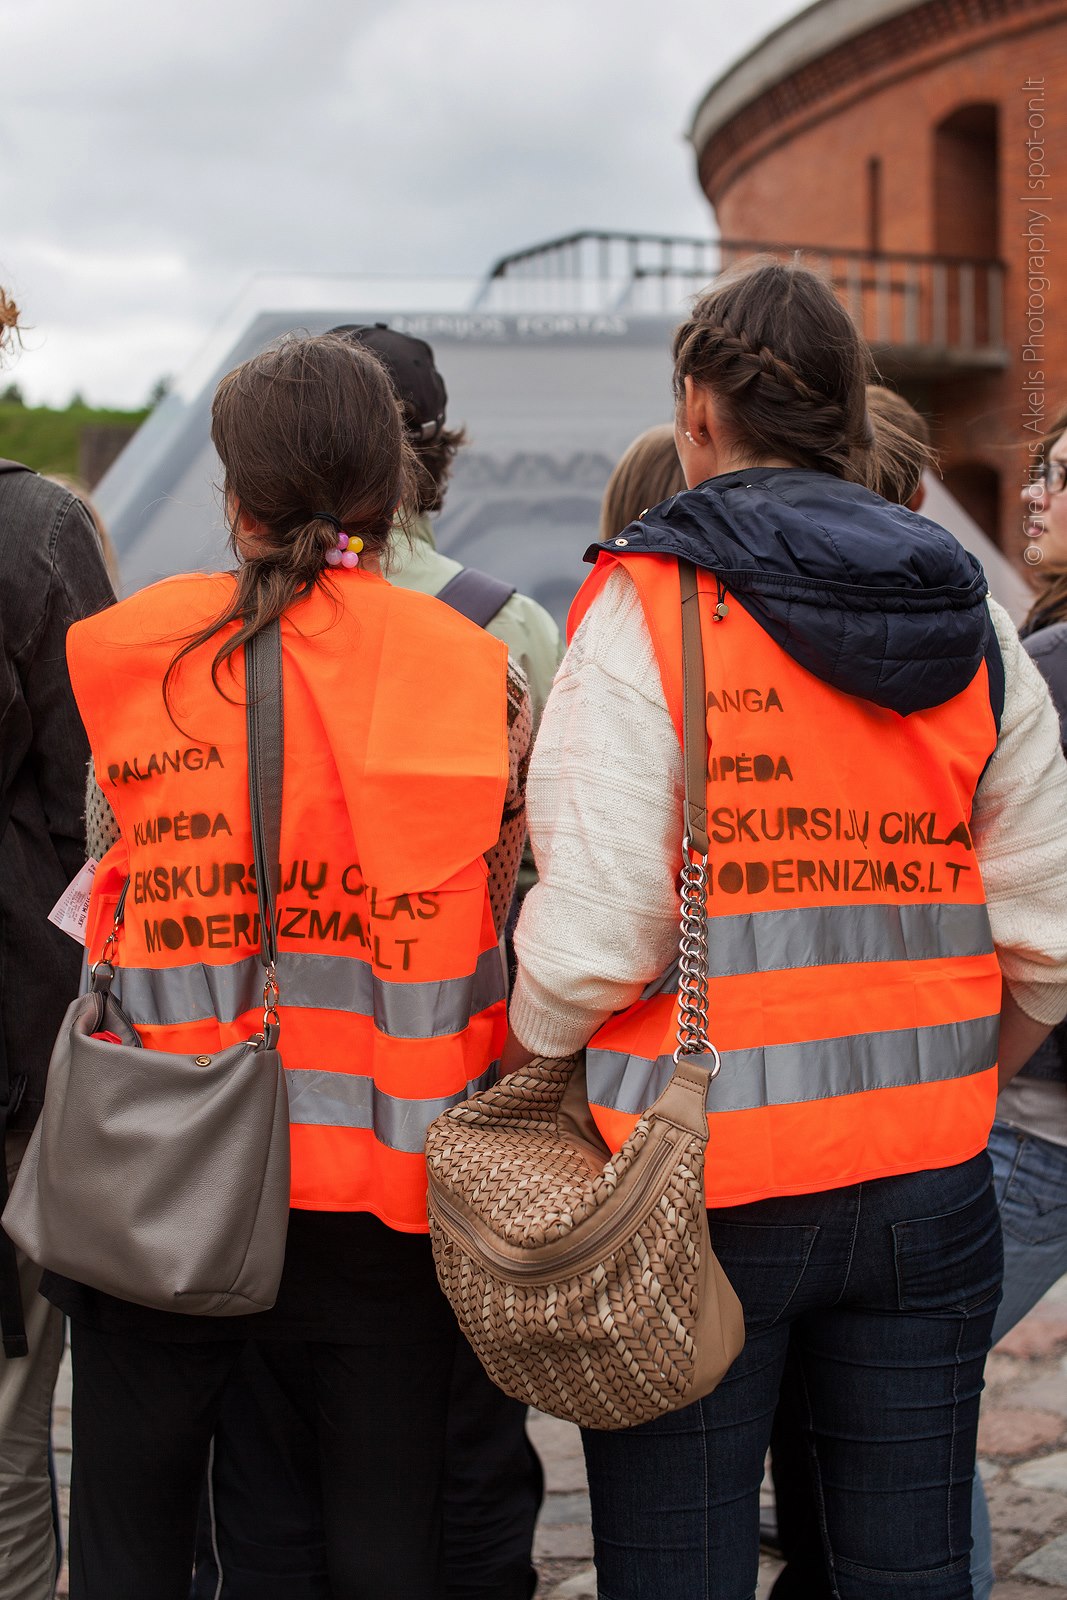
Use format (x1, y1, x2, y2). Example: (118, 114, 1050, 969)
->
(0, 0, 802, 406)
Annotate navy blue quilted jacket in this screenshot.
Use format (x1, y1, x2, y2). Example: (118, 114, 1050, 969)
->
(593, 466, 1003, 720)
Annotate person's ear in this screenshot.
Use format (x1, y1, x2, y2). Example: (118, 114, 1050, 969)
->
(683, 377, 710, 445)
(907, 484, 926, 513)
(227, 494, 267, 557)
(676, 378, 730, 488)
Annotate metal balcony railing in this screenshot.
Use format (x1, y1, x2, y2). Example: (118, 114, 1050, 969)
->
(488, 231, 1007, 366)
(490, 230, 722, 285)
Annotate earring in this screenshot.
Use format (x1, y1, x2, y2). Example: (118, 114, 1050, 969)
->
(684, 430, 696, 445)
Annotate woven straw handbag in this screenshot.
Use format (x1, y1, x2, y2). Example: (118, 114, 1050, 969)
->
(426, 561, 745, 1431)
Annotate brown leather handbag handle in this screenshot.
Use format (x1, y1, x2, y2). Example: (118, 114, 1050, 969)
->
(674, 560, 719, 1074)
(679, 560, 709, 858)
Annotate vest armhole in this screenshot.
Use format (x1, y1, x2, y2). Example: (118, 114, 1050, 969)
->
(607, 557, 688, 750)
(976, 627, 1005, 789)
(985, 630, 1005, 736)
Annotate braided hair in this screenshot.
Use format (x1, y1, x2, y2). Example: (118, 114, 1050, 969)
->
(672, 259, 874, 481)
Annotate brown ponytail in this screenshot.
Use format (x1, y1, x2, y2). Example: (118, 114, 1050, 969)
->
(600, 425, 686, 539)
(165, 333, 417, 705)
(672, 259, 874, 481)
(864, 385, 935, 506)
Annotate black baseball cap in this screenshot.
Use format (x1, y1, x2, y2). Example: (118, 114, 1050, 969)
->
(329, 322, 447, 442)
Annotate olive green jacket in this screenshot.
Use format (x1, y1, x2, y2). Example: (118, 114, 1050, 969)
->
(388, 515, 562, 731)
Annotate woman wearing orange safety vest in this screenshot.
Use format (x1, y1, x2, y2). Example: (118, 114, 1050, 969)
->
(504, 262, 1067, 1600)
(42, 334, 528, 1600)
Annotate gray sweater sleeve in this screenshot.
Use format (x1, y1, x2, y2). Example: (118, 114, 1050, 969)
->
(1022, 620, 1067, 747)
(959, 600, 1067, 1027)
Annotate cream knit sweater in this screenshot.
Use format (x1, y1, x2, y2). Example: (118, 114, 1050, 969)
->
(510, 568, 1067, 1058)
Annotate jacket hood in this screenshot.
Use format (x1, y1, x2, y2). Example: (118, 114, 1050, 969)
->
(595, 467, 998, 717)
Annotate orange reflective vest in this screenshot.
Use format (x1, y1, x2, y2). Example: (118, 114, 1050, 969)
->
(568, 553, 1002, 1207)
(69, 571, 510, 1231)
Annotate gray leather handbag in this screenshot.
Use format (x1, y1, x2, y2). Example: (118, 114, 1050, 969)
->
(2, 625, 291, 1316)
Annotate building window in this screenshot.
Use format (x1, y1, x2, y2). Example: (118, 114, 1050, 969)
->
(933, 104, 999, 259)
(867, 157, 883, 255)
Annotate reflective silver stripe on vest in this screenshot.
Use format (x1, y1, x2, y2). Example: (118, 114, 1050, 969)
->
(285, 1064, 498, 1153)
(588, 1013, 1000, 1116)
(109, 947, 506, 1040)
(643, 901, 995, 997)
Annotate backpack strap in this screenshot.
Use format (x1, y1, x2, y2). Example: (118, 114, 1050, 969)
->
(0, 460, 33, 477)
(436, 567, 516, 630)
(435, 564, 521, 971)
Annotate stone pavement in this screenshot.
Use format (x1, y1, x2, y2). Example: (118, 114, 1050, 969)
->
(52, 1274, 1067, 1596)
(972, 1270, 1067, 1597)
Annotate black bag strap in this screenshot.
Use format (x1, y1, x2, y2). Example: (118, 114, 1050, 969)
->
(244, 623, 284, 1028)
(436, 567, 516, 630)
(0, 460, 33, 478)
(99, 621, 284, 1035)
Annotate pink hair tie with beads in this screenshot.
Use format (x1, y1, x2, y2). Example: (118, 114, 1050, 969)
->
(315, 512, 363, 570)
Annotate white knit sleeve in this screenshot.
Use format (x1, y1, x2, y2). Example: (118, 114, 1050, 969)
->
(509, 568, 683, 1057)
(972, 598, 1067, 1026)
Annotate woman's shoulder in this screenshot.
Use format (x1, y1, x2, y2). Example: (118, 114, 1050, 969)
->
(1022, 617, 1067, 727)
(374, 575, 511, 666)
(71, 571, 236, 649)
(566, 564, 661, 684)
(1023, 616, 1067, 665)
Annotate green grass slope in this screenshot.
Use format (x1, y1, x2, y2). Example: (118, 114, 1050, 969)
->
(0, 400, 149, 479)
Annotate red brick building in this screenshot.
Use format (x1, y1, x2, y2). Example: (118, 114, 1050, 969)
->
(688, 0, 1067, 551)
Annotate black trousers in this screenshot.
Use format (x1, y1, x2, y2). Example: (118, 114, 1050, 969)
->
(191, 1332, 543, 1600)
(67, 1319, 456, 1600)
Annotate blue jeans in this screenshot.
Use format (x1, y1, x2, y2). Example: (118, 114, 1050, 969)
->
(581, 1155, 1002, 1600)
(970, 1119, 1067, 1600)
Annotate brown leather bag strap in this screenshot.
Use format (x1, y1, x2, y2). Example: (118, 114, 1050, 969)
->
(673, 560, 719, 1074)
(678, 560, 709, 858)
